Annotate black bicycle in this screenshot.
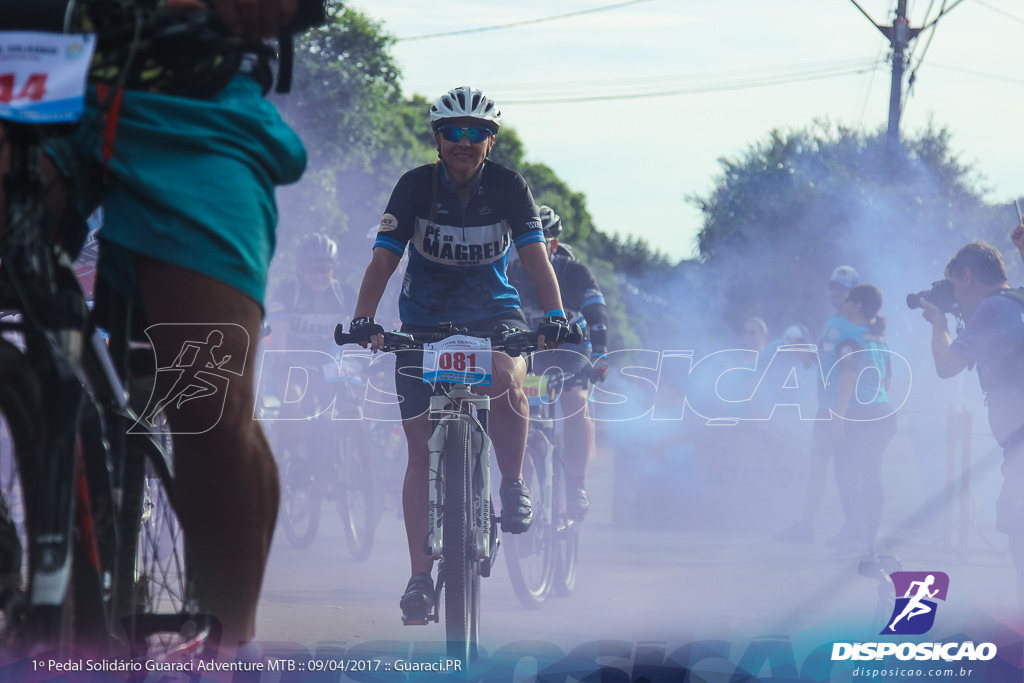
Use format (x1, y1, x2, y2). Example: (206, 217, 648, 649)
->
(504, 364, 586, 607)
(0, 8, 216, 658)
(260, 354, 378, 559)
(334, 324, 547, 665)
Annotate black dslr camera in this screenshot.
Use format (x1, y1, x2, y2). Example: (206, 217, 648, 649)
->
(907, 279, 956, 313)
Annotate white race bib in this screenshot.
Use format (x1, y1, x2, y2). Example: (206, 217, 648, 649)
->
(0, 32, 96, 124)
(422, 335, 492, 386)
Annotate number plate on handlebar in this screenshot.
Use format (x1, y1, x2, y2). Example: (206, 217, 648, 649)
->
(422, 335, 492, 386)
(0, 32, 95, 124)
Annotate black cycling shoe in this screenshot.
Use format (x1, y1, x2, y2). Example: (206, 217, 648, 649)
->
(568, 486, 590, 520)
(399, 572, 434, 624)
(500, 478, 533, 534)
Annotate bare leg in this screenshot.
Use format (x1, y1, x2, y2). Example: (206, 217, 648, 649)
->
(559, 385, 592, 481)
(481, 352, 528, 481)
(401, 414, 432, 576)
(134, 256, 279, 653)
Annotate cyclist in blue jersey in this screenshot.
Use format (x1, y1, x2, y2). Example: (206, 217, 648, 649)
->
(919, 240, 1024, 614)
(507, 206, 611, 518)
(0, 0, 322, 651)
(831, 284, 896, 557)
(775, 265, 861, 545)
(345, 87, 572, 623)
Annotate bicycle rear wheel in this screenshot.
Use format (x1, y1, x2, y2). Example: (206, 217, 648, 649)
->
(442, 418, 479, 665)
(552, 452, 579, 597)
(334, 425, 376, 562)
(504, 431, 555, 607)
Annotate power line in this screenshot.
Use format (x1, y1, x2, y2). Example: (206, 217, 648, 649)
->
(974, 0, 1024, 25)
(465, 57, 878, 95)
(498, 62, 884, 104)
(928, 62, 1024, 85)
(857, 45, 887, 126)
(921, 0, 968, 29)
(395, 0, 656, 41)
(903, 0, 947, 113)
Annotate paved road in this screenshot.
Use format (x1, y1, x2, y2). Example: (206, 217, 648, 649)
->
(252, 451, 1022, 681)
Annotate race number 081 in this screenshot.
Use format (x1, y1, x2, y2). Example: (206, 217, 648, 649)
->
(438, 351, 477, 372)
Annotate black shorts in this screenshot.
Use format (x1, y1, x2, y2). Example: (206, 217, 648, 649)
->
(393, 310, 531, 421)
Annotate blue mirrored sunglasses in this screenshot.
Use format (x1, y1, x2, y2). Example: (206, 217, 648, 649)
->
(438, 126, 492, 144)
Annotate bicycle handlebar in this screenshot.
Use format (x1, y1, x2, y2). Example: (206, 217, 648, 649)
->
(333, 325, 548, 358)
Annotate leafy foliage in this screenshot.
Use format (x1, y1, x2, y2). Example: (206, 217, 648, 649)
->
(689, 120, 1006, 340)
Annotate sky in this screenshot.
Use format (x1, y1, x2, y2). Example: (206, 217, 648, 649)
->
(351, 0, 1024, 263)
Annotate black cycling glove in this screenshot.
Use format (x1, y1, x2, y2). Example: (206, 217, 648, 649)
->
(349, 316, 384, 342)
(537, 314, 582, 345)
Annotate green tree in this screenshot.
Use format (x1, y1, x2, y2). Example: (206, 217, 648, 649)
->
(690, 121, 1005, 339)
(271, 3, 435, 290)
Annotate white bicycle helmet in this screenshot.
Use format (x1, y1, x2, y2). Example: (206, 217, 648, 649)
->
(429, 86, 502, 133)
(296, 232, 338, 264)
(539, 205, 562, 239)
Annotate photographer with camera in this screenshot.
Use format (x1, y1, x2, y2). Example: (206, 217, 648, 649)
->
(916, 241, 1024, 613)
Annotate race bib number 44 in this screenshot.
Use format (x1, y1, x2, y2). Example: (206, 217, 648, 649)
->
(422, 335, 492, 386)
(0, 32, 96, 124)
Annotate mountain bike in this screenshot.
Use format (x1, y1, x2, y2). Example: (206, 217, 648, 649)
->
(260, 353, 377, 560)
(334, 323, 546, 665)
(0, 11, 211, 658)
(504, 365, 585, 607)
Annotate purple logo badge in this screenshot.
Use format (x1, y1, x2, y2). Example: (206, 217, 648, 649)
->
(881, 571, 949, 635)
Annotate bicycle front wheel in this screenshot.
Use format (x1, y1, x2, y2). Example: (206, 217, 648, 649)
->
(279, 445, 321, 548)
(117, 423, 200, 655)
(552, 453, 580, 597)
(442, 418, 479, 665)
(503, 432, 554, 607)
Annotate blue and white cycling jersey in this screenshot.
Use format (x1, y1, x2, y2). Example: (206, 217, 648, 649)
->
(372, 161, 545, 326)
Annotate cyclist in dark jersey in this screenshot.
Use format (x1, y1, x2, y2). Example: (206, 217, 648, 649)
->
(507, 206, 610, 518)
(265, 232, 350, 418)
(345, 86, 573, 623)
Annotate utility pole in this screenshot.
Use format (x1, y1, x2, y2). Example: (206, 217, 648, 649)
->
(850, 0, 922, 150)
(877, 0, 921, 150)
